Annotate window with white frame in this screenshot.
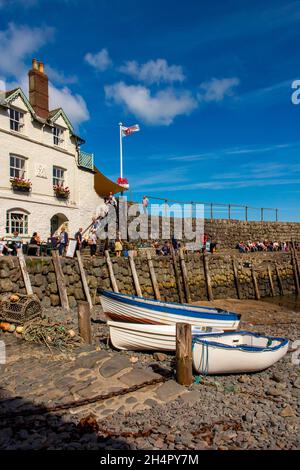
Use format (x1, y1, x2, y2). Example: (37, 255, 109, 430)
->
(10, 155, 26, 179)
(53, 166, 65, 187)
(9, 108, 24, 132)
(52, 126, 64, 146)
(6, 211, 28, 235)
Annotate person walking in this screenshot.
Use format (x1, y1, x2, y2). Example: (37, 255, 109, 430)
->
(59, 227, 69, 256)
(142, 195, 149, 214)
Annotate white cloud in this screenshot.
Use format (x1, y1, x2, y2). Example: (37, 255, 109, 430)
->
(198, 77, 240, 102)
(84, 49, 112, 71)
(49, 84, 90, 127)
(0, 22, 54, 77)
(119, 58, 185, 85)
(105, 81, 197, 125)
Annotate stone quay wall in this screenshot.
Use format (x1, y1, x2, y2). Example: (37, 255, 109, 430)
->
(126, 216, 300, 248)
(0, 251, 299, 308)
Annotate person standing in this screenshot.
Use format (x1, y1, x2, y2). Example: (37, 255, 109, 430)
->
(90, 229, 97, 257)
(115, 238, 123, 257)
(142, 195, 149, 214)
(59, 227, 68, 256)
(75, 227, 83, 251)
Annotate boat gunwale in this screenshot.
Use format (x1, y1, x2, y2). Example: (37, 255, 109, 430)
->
(192, 330, 289, 353)
(99, 289, 241, 321)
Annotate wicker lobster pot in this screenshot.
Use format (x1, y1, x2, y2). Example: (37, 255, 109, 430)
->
(0, 294, 42, 325)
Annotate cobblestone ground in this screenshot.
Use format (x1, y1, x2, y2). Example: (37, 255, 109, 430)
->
(0, 300, 299, 450)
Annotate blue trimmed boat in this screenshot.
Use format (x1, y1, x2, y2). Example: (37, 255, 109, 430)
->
(98, 289, 241, 330)
(192, 331, 289, 374)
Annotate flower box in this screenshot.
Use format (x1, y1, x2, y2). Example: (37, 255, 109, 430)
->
(53, 185, 70, 199)
(11, 177, 32, 192)
(117, 177, 129, 189)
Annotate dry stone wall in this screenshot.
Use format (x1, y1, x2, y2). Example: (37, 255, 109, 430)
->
(0, 251, 299, 308)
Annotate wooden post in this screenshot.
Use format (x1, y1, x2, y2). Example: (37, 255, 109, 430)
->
(176, 323, 193, 386)
(291, 251, 300, 294)
(179, 248, 191, 303)
(76, 251, 93, 309)
(232, 257, 241, 299)
(251, 265, 260, 300)
(104, 250, 119, 293)
(203, 253, 214, 301)
(17, 249, 33, 295)
(77, 301, 92, 344)
(51, 251, 70, 310)
(171, 246, 185, 304)
(275, 262, 284, 296)
(267, 265, 275, 297)
(146, 250, 161, 300)
(293, 248, 300, 282)
(128, 251, 142, 297)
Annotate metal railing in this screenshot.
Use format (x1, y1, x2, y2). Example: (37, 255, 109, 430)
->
(128, 196, 279, 222)
(78, 151, 94, 170)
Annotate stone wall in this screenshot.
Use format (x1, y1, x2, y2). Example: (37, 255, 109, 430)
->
(0, 251, 299, 308)
(123, 216, 300, 249)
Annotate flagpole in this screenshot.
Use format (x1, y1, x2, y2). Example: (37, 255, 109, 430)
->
(119, 122, 123, 179)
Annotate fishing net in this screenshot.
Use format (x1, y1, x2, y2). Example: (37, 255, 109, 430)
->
(22, 319, 83, 352)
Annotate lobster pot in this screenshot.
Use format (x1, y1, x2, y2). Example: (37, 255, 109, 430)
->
(0, 294, 42, 325)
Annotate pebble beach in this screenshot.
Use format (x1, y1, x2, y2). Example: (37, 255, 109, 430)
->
(0, 299, 299, 450)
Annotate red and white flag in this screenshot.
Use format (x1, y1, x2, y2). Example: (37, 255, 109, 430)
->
(121, 124, 140, 137)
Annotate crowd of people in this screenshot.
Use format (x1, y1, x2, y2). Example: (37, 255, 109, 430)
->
(236, 240, 296, 253)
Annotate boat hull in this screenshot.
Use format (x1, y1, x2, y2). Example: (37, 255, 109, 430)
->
(108, 320, 223, 351)
(192, 331, 289, 374)
(99, 289, 241, 330)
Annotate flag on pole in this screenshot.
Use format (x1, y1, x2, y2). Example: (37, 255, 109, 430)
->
(121, 124, 140, 137)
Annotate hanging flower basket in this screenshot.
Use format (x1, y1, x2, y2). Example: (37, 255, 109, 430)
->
(53, 184, 70, 199)
(11, 177, 32, 192)
(117, 177, 129, 189)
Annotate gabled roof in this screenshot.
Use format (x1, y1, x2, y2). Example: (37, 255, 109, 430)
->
(0, 86, 79, 137)
(48, 107, 74, 132)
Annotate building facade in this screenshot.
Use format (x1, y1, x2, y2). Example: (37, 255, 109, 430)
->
(0, 59, 122, 241)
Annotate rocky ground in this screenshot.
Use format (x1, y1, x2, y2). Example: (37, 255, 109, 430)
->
(0, 298, 299, 450)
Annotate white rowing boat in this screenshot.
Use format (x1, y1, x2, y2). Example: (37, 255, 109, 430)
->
(108, 320, 223, 351)
(99, 289, 241, 330)
(192, 331, 289, 375)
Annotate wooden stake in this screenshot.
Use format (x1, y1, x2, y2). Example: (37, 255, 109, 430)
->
(291, 251, 300, 294)
(76, 251, 93, 309)
(128, 251, 142, 297)
(293, 248, 300, 281)
(104, 250, 119, 293)
(170, 246, 185, 304)
(267, 265, 275, 297)
(146, 250, 161, 300)
(232, 257, 241, 299)
(17, 249, 33, 295)
(179, 248, 191, 303)
(251, 265, 260, 300)
(176, 323, 193, 386)
(275, 262, 284, 296)
(51, 250, 70, 310)
(77, 301, 92, 344)
(203, 253, 214, 301)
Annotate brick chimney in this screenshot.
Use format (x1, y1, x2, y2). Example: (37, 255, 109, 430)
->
(28, 58, 49, 119)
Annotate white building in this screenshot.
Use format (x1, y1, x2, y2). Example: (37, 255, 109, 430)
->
(0, 59, 123, 241)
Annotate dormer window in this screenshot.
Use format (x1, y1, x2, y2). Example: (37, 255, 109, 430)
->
(53, 126, 64, 146)
(9, 108, 24, 132)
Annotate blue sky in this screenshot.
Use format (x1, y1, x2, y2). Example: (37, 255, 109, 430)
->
(1, 0, 300, 220)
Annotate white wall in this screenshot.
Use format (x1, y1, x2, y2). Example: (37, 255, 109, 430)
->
(0, 95, 105, 240)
